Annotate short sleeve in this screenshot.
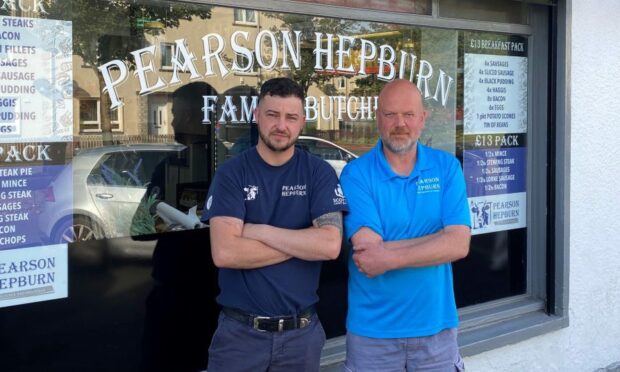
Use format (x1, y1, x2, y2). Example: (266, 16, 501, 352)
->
(340, 162, 384, 241)
(201, 163, 245, 222)
(309, 160, 348, 220)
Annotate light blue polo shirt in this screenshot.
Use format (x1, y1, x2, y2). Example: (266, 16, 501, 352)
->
(341, 140, 471, 338)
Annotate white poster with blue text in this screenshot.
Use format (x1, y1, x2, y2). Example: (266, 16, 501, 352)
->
(0, 244, 68, 308)
(463, 54, 527, 135)
(0, 15, 71, 307)
(463, 33, 528, 236)
(0, 16, 72, 142)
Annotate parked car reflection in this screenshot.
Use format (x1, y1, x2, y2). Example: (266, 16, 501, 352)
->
(37, 144, 185, 244)
(297, 136, 357, 176)
(229, 135, 357, 176)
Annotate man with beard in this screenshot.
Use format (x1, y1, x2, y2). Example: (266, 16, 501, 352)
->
(340, 79, 471, 371)
(201, 77, 348, 371)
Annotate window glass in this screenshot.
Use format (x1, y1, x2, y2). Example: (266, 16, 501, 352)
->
(453, 31, 529, 304)
(234, 8, 257, 24)
(439, 0, 528, 24)
(79, 100, 122, 132)
(293, 0, 432, 15)
(61, 2, 526, 309)
(160, 42, 173, 69)
(79, 100, 97, 122)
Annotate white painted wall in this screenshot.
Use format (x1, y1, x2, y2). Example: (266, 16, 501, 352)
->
(464, 0, 620, 371)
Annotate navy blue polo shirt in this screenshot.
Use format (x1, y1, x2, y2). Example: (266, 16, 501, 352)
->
(202, 147, 348, 316)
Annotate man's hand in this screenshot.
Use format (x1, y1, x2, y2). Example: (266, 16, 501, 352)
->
(353, 240, 393, 278)
(351, 227, 393, 278)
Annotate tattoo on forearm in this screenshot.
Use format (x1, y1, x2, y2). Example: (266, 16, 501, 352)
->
(313, 212, 343, 237)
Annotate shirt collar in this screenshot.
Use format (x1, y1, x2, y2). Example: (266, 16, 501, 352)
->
(374, 139, 434, 181)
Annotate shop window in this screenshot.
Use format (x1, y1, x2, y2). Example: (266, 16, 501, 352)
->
(0, 1, 565, 371)
(79, 99, 123, 133)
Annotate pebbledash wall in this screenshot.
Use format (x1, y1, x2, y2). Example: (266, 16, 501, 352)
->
(465, 1, 620, 371)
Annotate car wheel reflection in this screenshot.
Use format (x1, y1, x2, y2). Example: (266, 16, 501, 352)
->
(52, 216, 104, 243)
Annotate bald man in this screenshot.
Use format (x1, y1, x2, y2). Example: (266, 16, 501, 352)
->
(340, 79, 471, 371)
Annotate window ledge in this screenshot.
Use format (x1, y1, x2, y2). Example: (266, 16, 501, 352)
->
(319, 298, 568, 369)
(460, 310, 568, 356)
(233, 21, 258, 26)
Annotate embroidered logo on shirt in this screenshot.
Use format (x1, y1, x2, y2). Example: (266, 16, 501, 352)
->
(206, 195, 213, 210)
(416, 177, 441, 194)
(333, 184, 346, 205)
(244, 185, 258, 200)
(281, 184, 306, 197)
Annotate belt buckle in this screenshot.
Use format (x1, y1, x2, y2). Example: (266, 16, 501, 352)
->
(300, 317, 310, 328)
(253, 316, 271, 332)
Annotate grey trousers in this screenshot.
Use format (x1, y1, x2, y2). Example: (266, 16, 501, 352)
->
(343, 328, 465, 372)
(207, 311, 326, 372)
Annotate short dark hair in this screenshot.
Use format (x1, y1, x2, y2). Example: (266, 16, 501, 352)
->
(259, 77, 305, 103)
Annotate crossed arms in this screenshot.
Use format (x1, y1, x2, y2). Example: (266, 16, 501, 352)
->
(351, 225, 470, 278)
(210, 212, 343, 269)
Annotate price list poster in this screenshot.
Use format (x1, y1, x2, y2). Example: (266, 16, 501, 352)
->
(0, 15, 71, 307)
(462, 33, 528, 235)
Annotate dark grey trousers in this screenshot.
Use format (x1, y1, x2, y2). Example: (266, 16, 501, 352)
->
(207, 312, 326, 372)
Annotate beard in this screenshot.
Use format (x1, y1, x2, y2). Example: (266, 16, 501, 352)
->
(382, 128, 416, 154)
(258, 128, 299, 152)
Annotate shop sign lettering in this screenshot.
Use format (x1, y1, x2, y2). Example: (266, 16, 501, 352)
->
(0, 0, 48, 14)
(99, 30, 455, 115)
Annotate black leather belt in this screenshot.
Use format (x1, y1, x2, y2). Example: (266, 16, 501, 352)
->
(222, 306, 315, 332)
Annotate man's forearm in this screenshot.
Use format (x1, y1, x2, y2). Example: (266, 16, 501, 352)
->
(210, 217, 291, 269)
(212, 237, 292, 269)
(243, 224, 341, 261)
(351, 226, 470, 277)
(385, 225, 471, 269)
(383, 231, 440, 251)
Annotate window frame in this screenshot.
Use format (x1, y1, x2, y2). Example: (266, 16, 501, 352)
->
(337, 77, 346, 90)
(204, 0, 569, 366)
(233, 8, 257, 25)
(79, 98, 123, 133)
(160, 41, 187, 71)
(160, 42, 175, 70)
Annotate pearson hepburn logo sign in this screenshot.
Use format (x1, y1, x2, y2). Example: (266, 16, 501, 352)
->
(0, 244, 68, 308)
(98, 30, 456, 123)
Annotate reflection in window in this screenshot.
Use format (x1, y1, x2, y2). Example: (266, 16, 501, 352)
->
(292, 0, 431, 14)
(160, 43, 174, 69)
(79, 99, 122, 132)
(89, 151, 169, 188)
(439, 0, 527, 24)
(234, 52, 259, 74)
(233, 9, 257, 24)
(337, 77, 346, 90)
(160, 42, 186, 70)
